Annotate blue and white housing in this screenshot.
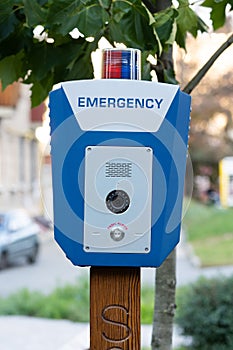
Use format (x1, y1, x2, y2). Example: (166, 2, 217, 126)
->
(49, 51, 191, 267)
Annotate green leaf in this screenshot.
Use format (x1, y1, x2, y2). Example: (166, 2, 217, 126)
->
(30, 73, 54, 107)
(0, 0, 21, 41)
(141, 51, 154, 81)
(153, 8, 178, 46)
(175, 25, 186, 49)
(177, 1, 199, 37)
(210, 5, 227, 30)
(98, 0, 111, 9)
(164, 68, 178, 85)
(46, 0, 82, 30)
(109, 0, 157, 51)
(47, 1, 109, 37)
(111, 0, 132, 22)
(152, 27, 162, 55)
(66, 55, 94, 80)
(141, 61, 152, 81)
(0, 50, 24, 88)
(23, 0, 47, 27)
(0, 0, 23, 24)
(202, 0, 230, 29)
(65, 40, 97, 80)
(0, 24, 33, 60)
(23, 37, 97, 106)
(175, 0, 208, 48)
(26, 37, 91, 81)
(72, 4, 109, 37)
(26, 42, 58, 80)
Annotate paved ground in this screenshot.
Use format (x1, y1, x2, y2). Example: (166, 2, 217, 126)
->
(0, 231, 232, 349)
(0, 316, 192, 350)
(176, 233, 233, 285)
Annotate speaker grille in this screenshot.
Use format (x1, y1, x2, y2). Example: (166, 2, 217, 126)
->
(105, 162, 132, 178)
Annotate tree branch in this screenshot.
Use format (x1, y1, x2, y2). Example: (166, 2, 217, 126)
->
(183, 33, 233, 95)
(141, 0, 157, 14)
(142, 0, 173, 14)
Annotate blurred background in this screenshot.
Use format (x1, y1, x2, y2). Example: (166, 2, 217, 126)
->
(0, 14, 233, 350)
(0, 14, 233, 298)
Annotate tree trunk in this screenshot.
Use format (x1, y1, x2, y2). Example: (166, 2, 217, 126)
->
(151, 249, 177, 350)
(151, 1, 176, 349)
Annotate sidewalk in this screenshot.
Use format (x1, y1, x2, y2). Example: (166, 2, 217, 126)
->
(0, 316, 190, 350)
(176, 231, 233, 285)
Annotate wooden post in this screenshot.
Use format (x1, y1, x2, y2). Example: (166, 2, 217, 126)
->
(90, 267, 140, 350)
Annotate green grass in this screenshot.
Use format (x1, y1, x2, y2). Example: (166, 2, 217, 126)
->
(141, 284, 154, 324)
(183, 200, 233, 266)
(0, 277, 90, 322)
(0, 278, 154, 325)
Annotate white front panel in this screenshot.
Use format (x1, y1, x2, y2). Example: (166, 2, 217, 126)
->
(83, 146, 153, 253)
(62, 79, 179, 132)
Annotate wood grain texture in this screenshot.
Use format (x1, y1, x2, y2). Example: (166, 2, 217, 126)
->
(90, 267, 140, 350)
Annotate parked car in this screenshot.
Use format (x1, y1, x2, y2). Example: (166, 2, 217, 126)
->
(0, 209, 40, 269)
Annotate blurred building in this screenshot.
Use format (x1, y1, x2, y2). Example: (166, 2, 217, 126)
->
(175, 17, 233, 199)
(175, 18, 233, 164)
(0, 83, 45, 212)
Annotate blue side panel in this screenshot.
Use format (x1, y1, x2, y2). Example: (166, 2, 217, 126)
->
(157, 91, 191, 264)
(49, 88, 73, 132)
(49, 86, 191, 267)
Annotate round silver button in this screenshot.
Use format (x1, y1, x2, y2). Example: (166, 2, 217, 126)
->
(110, 228, 125, 241)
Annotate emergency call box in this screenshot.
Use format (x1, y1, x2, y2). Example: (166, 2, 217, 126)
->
(84, 146, 153, 253)
(49, 79, 191, 267)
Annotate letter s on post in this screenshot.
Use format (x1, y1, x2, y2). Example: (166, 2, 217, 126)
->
(101, 305, 131, 343)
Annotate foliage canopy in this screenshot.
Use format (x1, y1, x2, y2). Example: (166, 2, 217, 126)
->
(0, 0, 232, 105)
